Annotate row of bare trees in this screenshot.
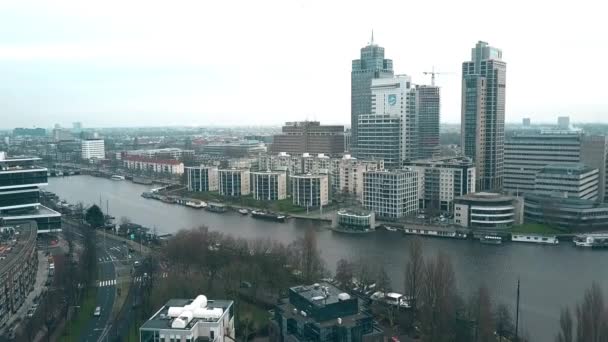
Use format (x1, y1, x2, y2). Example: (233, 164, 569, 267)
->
(555, 282, 608, 342)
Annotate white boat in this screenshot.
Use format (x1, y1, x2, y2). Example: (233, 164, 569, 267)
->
(384, 226, 399, 232)
(403, 227, 468, 239)
(111, 175, 125, 181)
(185, 200, 207, 209)
(238, 208, 249, 215)
(512, 234, 559, 245)
(480, 235, 503, 245)
(573, 233, 608, 248)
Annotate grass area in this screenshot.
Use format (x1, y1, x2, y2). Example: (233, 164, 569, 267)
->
(185, 191, 307, 214)
(511, 223, 568, 235)
(59, 287, 98, 342)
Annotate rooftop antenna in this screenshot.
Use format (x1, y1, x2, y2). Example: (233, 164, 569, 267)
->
(370, 30, 375, 45)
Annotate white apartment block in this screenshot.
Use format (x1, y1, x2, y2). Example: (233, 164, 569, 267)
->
(363, 169, 419, 219)
(330, 155, 384, 202)
(251, 171, 287, 201)
(123, 156, 184, 174)
(81, 139, 105, 160)
(186, 166, 219, 192)
(218, 169, 250, 197)
(406, 157, 476, 213)
(291, 174, 329, 207)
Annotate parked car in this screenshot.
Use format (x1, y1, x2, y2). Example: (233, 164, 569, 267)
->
(94, 306, 101, 317)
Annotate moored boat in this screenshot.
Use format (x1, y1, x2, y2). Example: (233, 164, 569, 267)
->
(206, 202, 227, 213)
(573, 233, 608, 248)
(512, 234, 559, 245)
(480, 235, 503, 245)
(185, 200, 207, 209)
(251, 210, 286, 222)
(111, 175, 125, 181)
(238, 208, 249, 215)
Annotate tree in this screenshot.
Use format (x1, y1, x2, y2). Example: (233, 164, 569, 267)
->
(555, 307, 573, 342)
(335, 259, 354, 289)
(404, 237, 425, 314)
(85, 204, 105, 228)
(495, 303, 515, 340)
(291, 227, 325, 283)
(575, 283, 608, 342)
(376, 265, 391, 293)
(473, 286, 494, 342)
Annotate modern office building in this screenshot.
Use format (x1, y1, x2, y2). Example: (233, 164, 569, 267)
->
(139, 295, 235, 342)
(123, 156, 185, 175)
(0, 153, 61, 233)
(201, 141, 266, 158)
(534, 164, 599, 201)
(522, 118, 531, 127)
(461, 41, 507, 191)
(270, 121, 345, 156)
(291, 174, 329, 207)
(558, 116, 570, 129)
(351, 34, 394, 151)
(251, 171, 287, 201)
(218, 169, 250, 197)
(416, 85, 441, 159)
(330, 155, 384, 202)
(344, 129, 352, 153)
(524, 193, 608, 232)
(185, 166, 218, 192)
(504, 130, 583, 194)
(271, 282, 383, 342)
(363, 169, 418, 219)
(125, 148, 195, 160)
(454, 192, 523, 231)
(406, 156, 476, 213)
(580, 135, 608, 202)
(81, 139, 105, 160)
(0, 221, 38, 327)
(357, 75, 416, 168)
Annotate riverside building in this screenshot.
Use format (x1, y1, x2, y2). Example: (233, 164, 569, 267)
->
(218, 169, 250, 197)
(363, 169, 418, 219)
(185, 166, 218, 192)
(81, 138, 105, 160)
(454, 192, 522, 231)
(251, 171, 287, 201)
(290, 174, 329, 207)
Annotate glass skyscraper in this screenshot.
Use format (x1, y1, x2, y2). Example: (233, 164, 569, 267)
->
(461, 41, 506, 191)
(351, 34, 394, 153)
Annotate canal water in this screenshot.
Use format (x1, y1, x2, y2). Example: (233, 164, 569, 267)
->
(47, 175, 608, 341)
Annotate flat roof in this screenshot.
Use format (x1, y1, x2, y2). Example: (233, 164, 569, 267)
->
(141, 298, 233, 331)
(2, 205, 61, 220)
(540, 163, 595, 174)
(290, 282, 346, 308)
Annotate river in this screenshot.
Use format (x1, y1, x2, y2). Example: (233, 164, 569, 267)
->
(47, 175, 608, 341)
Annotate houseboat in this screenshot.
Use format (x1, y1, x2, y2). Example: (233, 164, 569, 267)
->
(206, 202, 227, 213)
(512, 234, 559, 245)
(238, 208, 249, 215)
(111, 175, 125, 181)
(251, 210, 286, 222)
(480, 235, 503, 245)
(573, 233, 608, 248)
(185, 200, 207, 209)
(402, 227, 468, 239)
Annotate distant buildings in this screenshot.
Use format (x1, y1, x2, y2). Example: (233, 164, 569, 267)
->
(0, 153, 61, 233)
(139, 295, 235, 342)
(270, 121, 345, 156)
(201, 141, 266, 158)
(12, 128, 46, 137)
(81, 139, 105, 160)
(461, 41, 506, 191)
(534, 164, 599, 201)
(218, 169, 250, 197)
(271, 282, 383, 342)
(406, 156, 476, 214)
(558, 116, 570, 129)
(123, 155, 185, 175)
(0, 221, 38, 327)
(125, 148, 194, 160)
(363, 169, 418, 219)
(251, 171, 287, 201)
(454, 192, 523, 231)
(351, 34, 394, 152)
(291, 174, 329, 207)
(522, 118, 531, 127)
(185, 166, 218, 192)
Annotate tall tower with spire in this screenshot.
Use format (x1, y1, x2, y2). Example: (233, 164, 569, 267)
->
(351, 32, 394, 155)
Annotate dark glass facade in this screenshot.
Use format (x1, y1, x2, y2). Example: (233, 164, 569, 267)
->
(0, 170, 47, 188)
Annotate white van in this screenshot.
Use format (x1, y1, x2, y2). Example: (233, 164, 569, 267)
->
(94, 306, 101, 316)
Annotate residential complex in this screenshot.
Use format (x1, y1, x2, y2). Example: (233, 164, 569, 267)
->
(534, 164, 598, 201)
(251, 171, 287, 201)
(201, 141, 266, 158)
(125, 148, 194, 160)
(81, 139, 105, 160)
(218, 169, 250, 197)
(0, 153, 61, 233)
(123, 155, 185, 175)
(330, 155, 384, 202)
(461, 41, 506, 191)
(139, 295, 235, 342)
(406, 156, 476, 213)
(291, 174, 329, 207)
(270, 121, 345, 156)
(454, 192, 523, 231)
(363, 169, 418, 219)
(271, 282, 383, 342)
(185, 166, 218, 192)
(0, 221, 38, 327)
(351, 34, 394, 151)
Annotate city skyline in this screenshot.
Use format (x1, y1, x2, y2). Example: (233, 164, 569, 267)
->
(0, 0, 607, 129)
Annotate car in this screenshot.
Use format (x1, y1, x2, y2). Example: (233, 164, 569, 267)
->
(94, 306, 101, 317)
(26, 308, 36, 318)
(133, 261, 140, 267)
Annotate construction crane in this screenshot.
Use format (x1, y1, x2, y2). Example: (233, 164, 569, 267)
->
(423, 67, 454, 86)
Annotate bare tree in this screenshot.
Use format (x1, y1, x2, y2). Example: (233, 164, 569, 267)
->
(495, 303, 515, 341)
(335, 258, 354, 289)
(291, 227, 325, 283)
(473, 286, 494, 342)
(404, 237, 424, 314)
(555, 307, 573, 342)
(575, 282, 608, 342)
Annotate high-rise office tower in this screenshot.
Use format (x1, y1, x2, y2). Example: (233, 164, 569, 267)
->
(461, 41, 507, 191)
(357, 75, 416, 168)
(351, 33, 394, 152)
(416, 85, 440, 159)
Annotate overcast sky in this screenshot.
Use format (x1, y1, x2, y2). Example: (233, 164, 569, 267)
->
(0, 0, 606, 129)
